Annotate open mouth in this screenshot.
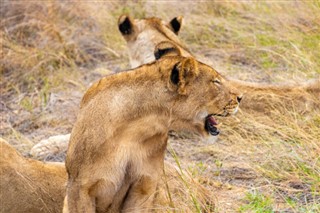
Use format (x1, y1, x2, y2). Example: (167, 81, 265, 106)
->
(205, 114, 220, 136)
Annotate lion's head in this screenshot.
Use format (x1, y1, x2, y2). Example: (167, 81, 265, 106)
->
(118, 15, 192, 68)
(152, 44, 241, 139)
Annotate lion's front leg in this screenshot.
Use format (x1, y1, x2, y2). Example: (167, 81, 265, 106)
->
(63, 182, 96, 213)
(122, 175, 158, 213)
(64, 178, 120, 213)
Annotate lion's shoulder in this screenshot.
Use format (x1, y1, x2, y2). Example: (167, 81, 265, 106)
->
(80, 65, 152, 108)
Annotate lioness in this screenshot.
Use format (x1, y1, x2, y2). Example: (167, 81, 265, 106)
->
(30, 14, 319, 160)
(0, 138, 66, 213)
(63, 50, 241, 212)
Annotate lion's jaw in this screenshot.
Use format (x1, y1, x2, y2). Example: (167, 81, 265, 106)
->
(169, 111, 223, 144)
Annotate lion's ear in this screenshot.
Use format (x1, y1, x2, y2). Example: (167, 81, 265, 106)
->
(154, 41, 181, 60)
(118, 15, 134, 35)
(168, 16, 183, 35)
(169, 57, 199, 95)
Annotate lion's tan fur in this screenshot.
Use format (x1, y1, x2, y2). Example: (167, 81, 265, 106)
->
(0, 138, 66, 213)
(63, 55, 240, 212)
(230, 78, 320, 113)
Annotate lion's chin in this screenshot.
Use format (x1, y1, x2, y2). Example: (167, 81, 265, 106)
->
(192, 124, 219, 144)
(203, 134, 219, 144)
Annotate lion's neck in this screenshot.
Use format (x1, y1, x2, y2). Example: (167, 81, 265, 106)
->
(127, 32, 157, 68)
(77, 71, 174, 148)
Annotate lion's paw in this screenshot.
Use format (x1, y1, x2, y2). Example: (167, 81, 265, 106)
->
(30, 134, 70, 160)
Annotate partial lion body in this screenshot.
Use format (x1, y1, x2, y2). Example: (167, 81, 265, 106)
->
(0, 139, 66, 213)
(231, 78, 320, 113)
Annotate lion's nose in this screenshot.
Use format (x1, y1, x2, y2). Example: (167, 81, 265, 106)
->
(237, 95, 243, 103)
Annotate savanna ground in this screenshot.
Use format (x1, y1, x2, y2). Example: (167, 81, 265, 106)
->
(1, 1, 320, 212)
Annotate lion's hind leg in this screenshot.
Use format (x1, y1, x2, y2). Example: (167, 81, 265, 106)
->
(122, 175, 158, 213)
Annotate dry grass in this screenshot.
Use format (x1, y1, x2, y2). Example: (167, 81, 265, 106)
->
(1, 1, 319, 212)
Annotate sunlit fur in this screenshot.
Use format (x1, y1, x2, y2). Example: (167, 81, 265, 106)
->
(0, 139, 66, 213)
